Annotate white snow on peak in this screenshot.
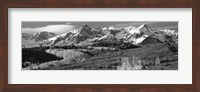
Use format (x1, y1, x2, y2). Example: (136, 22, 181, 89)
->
(102, 27, 107, 30)
(108, 27, 114, 30)
(160, 29, 177, 35)
(71, 29, 79, 34)
(130, 35, 148, 44)
(128, 26, 140, 34)
(47, 32, 67, 41)
(48, 35, 60, 41)
(137, 24, 146, 29)
(98, 32, 110, 40)
(32, 33, 38, 37)
(128, 24, 148, 34)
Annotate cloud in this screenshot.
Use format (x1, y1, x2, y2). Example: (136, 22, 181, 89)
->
(22, 24, 76, 34)
(66, 23, 73, 25)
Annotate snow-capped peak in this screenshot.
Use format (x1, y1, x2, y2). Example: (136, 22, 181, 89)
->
(137, 24, 147, 29)
(82, 24, 91, 30)
(32, 32, 39, 37)
(108, 26, 114, 30)
(29, 31, 56, 42)
(102, 27, 107, 30)
(160, 29, 177, 35)
(98, 32, 110, 40)
(128, 24, 149, 34)
(48, 32, 67, 41)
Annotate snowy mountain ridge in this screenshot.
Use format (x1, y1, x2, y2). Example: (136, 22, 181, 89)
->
(22, 24, 178, 48)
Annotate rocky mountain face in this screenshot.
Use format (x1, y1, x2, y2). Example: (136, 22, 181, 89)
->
(22, 31, 56, 48)
(40, 24, 94, 46)
(140, 36, 162, 45)
(29, 31, 56, 42)
(22, 24, 178, 48)
(123, 24, 177, 45)
(22, 33, 32, 40)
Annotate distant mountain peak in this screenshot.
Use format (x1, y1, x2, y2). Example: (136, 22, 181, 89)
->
(29, 24, 178, 47)
(30, 31, 56, 42)
(136, 24, 149, 32)
(83, 24, 88, 26)
(81, 24, 91, 30)
(124, 24, 151, 44)
(77, 24, 93, 36)
(138, 24, 147, 28)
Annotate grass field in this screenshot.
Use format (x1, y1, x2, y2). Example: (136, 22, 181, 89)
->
(27, 43, 178, 70)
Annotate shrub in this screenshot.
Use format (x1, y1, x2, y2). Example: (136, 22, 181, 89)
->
(155, 56, 161, 65)
(117, 56, 143, 70)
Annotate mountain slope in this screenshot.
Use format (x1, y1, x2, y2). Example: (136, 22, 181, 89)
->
(123, 24, 177, 45)
(124, 24, 150, 44)
(42, 24, 95, 46)
(22, 33, 32, 40)
(30, 31, 56, 42)
(22, 31, 56, 48)
(23, 24, 178, 48)
(140, 36, 162, 45)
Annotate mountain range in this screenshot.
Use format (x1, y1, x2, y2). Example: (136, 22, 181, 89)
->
(22, 24, 178, 48)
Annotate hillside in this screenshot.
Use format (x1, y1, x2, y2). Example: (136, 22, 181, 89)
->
(22, 43, 178, 70)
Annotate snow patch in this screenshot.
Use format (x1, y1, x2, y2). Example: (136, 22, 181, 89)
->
(129, 35, 148, 44)
(98, 32, 110, 40)
(160, 29, 177, 35)
(128, 24, 147, 34)
(108, 27, 114, 30)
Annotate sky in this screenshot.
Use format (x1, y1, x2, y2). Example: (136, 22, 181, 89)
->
(22, 21, 178, 35)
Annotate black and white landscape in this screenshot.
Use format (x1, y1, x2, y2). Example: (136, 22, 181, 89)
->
(22, 21, 178, 70)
